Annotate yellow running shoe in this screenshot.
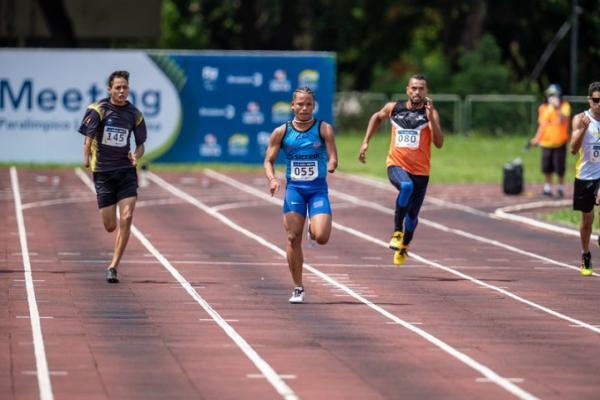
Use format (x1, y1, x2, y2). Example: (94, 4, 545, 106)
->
(389, 231, 403, 250)
(393, 246, 409, 266)
(581, 252, 593, 276)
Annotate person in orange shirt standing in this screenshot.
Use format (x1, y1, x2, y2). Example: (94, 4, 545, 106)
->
(358, 74, 443, 265)
(530, 84, 571, 197)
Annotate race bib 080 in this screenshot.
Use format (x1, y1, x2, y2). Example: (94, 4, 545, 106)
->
(395, 129, 420, 149)
(102, 126, 129, 147)
(291, 160, 318, 181)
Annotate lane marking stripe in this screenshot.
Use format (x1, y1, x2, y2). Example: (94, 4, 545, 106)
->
(10, 167, 54, 400)
(207, 169, 600, 335)
(336, 173, 598, 277)
(155, 170, 539, 400)
(75, 168, 298, 400)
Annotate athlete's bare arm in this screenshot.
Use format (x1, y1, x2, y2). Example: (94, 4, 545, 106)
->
(320, 122, 338, 173)
(83, 136, 92, 168)
(358, 101, 396, 163)
(425, 98, 444, 148)
(264, 124, 286, 196)
(570, 113, 590, 155)
(129, 144, 145, 167)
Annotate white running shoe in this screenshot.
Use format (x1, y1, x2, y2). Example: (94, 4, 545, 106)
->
(289, 287, 305, 303)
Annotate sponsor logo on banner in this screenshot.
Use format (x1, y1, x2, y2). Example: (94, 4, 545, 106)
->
(228, 133, 249, 156)
(201, 66, 219, 91)
(226, 73, 263, 87)
(271, 101, 291, 123)
(199, 133, 222, 157)
(0, 50, 180, 162)
(257, 131, 271, 156)
(298, 69, 319, 91)
(242, 102, 264, 125)
(269, 69, 291, 92)
(198, 104, 235, 119)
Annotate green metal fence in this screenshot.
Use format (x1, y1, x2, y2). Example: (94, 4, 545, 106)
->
(334, 92, 590, 135)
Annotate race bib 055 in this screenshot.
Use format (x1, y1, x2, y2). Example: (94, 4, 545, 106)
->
(291, 160, 318, 181)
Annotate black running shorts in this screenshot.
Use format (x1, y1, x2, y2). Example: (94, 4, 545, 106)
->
(573, 178, 600, 213)
(93, 167, 138, 209)
(541, 145, 566, 175)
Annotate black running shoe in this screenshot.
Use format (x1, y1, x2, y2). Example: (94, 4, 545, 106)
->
(106, 268, 119, 283)
(581, 253, 593, 277)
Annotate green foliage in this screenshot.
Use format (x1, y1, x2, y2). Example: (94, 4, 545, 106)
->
(451, 35, 513, 95)
(159, 0, 209, 49)
(156, 1, 599, 94)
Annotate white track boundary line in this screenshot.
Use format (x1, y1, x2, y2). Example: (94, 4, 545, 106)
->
(338, 172, 599, 243)
(335, 172, 489, 217)
(328, 187, 598, 277)
(10, 167, 54, 400)
(152, 170, 539, 400)
(74, 168, 298, 400)
(205, 169, 600, 335)
(494, 202, 600, 241)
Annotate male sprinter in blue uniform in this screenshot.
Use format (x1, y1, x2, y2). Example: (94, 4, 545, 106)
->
(264, 87, 338, 303)
(79, 70, 147, 283)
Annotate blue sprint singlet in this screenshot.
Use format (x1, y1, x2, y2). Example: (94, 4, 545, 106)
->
(282, 120, 328, 189)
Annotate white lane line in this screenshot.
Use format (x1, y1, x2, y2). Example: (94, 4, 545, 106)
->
(136, 198, 184, 208)
(213, 200, 272, 212)
(74, 168, 298, 400)
(152, 170, 539, 400)
(477, 377, 524, 383)
(22, 371, 68, 376)
(10, 167, 54, 400)
(205, 169, 600, 336)
(327, 187, 599, 277)
(492, 200, 600, 240)
(248, 374, 297, 380)
(335, 172, 489, 217)
(337, 173, 599, 277)
(22, 197, 94, 210)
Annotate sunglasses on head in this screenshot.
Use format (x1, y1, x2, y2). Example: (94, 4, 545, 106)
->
(592, 97, 600, 104)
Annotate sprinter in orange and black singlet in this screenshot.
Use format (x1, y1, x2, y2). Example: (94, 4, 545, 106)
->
(358, 74, 443, 265)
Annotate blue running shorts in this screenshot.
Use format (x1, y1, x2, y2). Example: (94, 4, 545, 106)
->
(283, 185, 332, 217)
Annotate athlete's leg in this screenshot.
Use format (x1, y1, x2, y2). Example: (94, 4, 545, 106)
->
(307, 190, 332, 245)
(283, 212, 306, 287)
(308, 214, 332, 245)
(387, 166, 414, 232)
(541, 148, 553, 194)
(555, 145, 567, 195)
(108, 196, 137, 269)
(100, 205, 118, 232)
(402, 174, 429, 246)
(580, 211, 593, 253)
(283, 186, 308, 287)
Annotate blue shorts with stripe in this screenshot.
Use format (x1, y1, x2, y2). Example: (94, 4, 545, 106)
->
(283, 183, 331, 217)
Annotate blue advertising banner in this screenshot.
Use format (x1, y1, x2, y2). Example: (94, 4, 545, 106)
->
(0, 49, 335, 164)
(153, 51, 336, 163)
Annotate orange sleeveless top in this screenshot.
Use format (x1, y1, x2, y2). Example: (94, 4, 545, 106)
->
(386, 102, 432, 176)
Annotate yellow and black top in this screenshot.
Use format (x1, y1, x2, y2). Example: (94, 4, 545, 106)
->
(78, 98, 147, 172)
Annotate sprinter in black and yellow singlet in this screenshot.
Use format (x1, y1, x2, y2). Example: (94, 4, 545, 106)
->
(78, 70, 147, 283)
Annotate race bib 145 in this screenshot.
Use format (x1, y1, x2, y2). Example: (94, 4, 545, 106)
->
(102, 126, 129, 147)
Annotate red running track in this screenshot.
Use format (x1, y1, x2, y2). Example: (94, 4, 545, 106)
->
(1, 167, 599, 400)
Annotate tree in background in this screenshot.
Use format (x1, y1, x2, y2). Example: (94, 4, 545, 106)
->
(158, 0, 599, 95)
